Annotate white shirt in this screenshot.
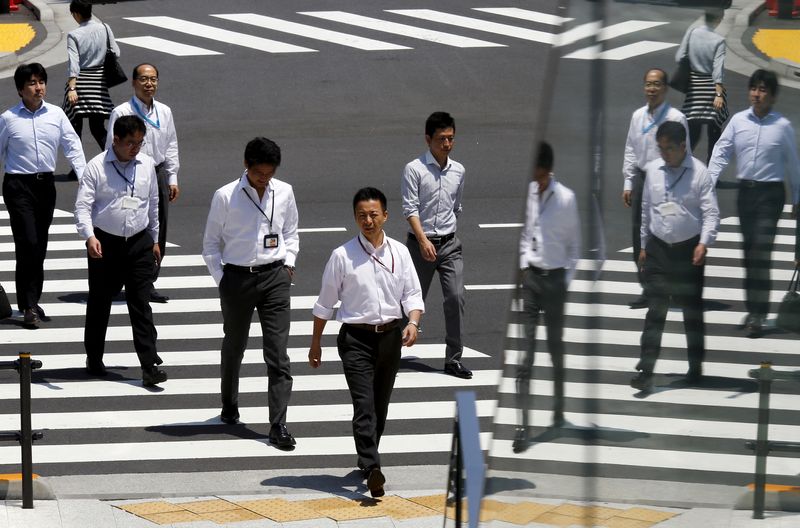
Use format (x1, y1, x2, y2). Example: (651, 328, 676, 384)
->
(641, 154, 719, 249)
(622, 102, 689, 191)
(401, 151, 465, 236)
(202, 173, 299, 286)
(707, 107, 800, 204)
(106, 97, 180, 185)
(0, 101, 85, 176)
(519, 177, 581, 284)
(67, 19, 120, 77)
(75, 150, 159, 242)
(312, 233, 425, 324)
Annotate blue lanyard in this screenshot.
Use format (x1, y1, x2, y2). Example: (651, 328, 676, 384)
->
(111, 161, 136, 196)
(131, 98, 160, 129)
(642, 104, 670, 134)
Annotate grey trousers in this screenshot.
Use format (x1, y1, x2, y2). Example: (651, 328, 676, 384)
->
(219, 264, 293, 426)
(407, 234, 465, 364)
(153, 164, 169, 282)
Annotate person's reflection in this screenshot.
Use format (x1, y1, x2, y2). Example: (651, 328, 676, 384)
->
(513, 142, 581, 453)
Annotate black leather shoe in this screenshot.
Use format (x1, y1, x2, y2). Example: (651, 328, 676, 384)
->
(23, 308, 40, 329)
(512, 427, 528, 453)
(142, 366, 168, 386)
(366, 467, 385, 498)
(269, 423, 296, 449)
(628, 295, 648, 309)
(686, 368, 703, 385)
(85, 358, 107, 376)
(630, 371, 654, 391)
(150, 290, 169, 303)
(444, 361, 472, 379)
(746, 315, 763, 338)
(220, 408, 240, 425)
(34, 305, 46, 319)
(552, 412, 566, 428)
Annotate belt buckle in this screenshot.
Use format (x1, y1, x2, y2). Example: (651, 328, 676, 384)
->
(248, 266, 257, 273)
(374, 324, 384, 333)
(35, 172, 45, 180)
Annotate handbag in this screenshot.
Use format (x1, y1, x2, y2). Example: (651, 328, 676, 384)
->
(776, 266, 800, 334)
(0, 283, 11, 320)
(669, 28, 694, 93)
(103, 24, 127, 88)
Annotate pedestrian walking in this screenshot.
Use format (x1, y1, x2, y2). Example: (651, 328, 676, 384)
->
(202, 137, 299, 449)
(0, 63, 86, 329)
(75, 115, 167, 386)
(309, 187, 424, 498)
(107, 63, 180, 303)
(401, 111, 470, 379)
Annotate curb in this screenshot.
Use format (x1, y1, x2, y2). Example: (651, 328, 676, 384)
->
(0, 0, 66, 79)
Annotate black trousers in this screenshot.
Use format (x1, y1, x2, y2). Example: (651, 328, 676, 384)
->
(219, 264, 292, 426)
(639, 235, 705, 375)
(688, 120, 722, 166)
(630, 169, 645, 287)
(70, 114, 107, 150)
(516, 266, 567, 428)
(153, 164, 169, 281)
(737, 182, 785, 318)
(338, 324, 401, 471)
(85, 228, 161, 368)
(3, 173, 56, 311)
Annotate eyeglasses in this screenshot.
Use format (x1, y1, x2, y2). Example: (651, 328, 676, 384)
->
(136, 76, 159, 84)
(434, 136, 455, 144)
(644, 81, 665, 88)
(123, 140, 146, 149)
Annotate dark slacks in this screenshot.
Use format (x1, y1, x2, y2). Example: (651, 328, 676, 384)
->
(85, 228, 161, 368)
(737, 182, 785, 318)
(688, 120, 722, 166)
(153, 164, 169, 281)
(219, 264, 292, 426)
(337, 324, 401, 471)
(3, 173, 56, 311)
(407, 234, 465, 364)
(639, 235, 705, 375)
(630, 169, 645, 286)
(70, 115, 107, 150)
(516, 266, 567, 428)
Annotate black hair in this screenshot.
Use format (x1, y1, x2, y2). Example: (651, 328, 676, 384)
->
(69, 0, 92, 19)
(644, 68, 668, 85)
(425, 111, 456, 137)
(536, 141, 554, 171)
(352, 187, 387, 212)
(113, 115, 147, 139)
(132, 63, 159, 80)
(14, 63, 47, 92)
(244, 137, 281, 167)
(748, 69, 779, 97)
(655, 121, 687, 144)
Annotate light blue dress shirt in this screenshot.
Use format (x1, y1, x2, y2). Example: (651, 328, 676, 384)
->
(401, 151, 465, 236)
(0, 101, 85, 176)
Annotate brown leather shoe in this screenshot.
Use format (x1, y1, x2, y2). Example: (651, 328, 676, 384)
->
(367, 467, 385, 498)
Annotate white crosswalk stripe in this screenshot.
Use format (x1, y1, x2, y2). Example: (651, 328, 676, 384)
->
(490, 210, 800, 487)
(115, 36, 222, 56)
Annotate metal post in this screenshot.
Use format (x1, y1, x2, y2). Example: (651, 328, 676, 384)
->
(752, 362, 772, 519)
(17, 353, 34, 509)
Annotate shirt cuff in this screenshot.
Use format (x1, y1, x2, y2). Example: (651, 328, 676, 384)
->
(623, 179, 633, 192)
(312, 303, 334, 320)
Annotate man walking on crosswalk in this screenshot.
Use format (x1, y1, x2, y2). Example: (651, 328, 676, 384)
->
(631, 121, 719, 392)
(202, 137, 299, 449)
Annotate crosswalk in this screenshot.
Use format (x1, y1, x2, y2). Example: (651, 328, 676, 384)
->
(115, 7, 679, 61)
(488, 206, 800, 487)
(0, 202, 498, 476)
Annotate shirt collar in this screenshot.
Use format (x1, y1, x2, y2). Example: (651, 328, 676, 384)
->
(358, 232, 387, 252)
(535, 174, 557, 195)
(659, 153, 693, 172)
(104, 147, 142, 166)
(747, 106, 777, 122)
(238, 171, 274, 194)
(424, 150, 450, 171)
(132, 95, 156, 114)
(646, 100, 668, 117)
(15, 100, 46, 116)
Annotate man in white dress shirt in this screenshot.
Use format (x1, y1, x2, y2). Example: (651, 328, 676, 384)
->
(107, 63, 179, 303)
(622, 69, 689, 309)
(632, 121, 719, 392)
(513, 142, 581, 453)
(75, 115, 166, 386)
(309, 187, 424, 498)
(202, 137, 299, 449)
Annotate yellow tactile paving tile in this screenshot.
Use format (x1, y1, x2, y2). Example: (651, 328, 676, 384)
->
(117, 501, 186, 515)
(407, 493, 447, 512)
(316, 505, 388, 521)
(303, 496, 353, 511)
(492, 502, 558, 525)
(234, 498, 321, 522)
(0, 24, 35, 53)
(138, 510, 203, 525)
(602, 517, 656, 528)
(616, 507, 676, 523)
(201, 508, 265, 524)
(534, 511, 587, 526)
(369, 495, 440, 520)
(180, 498, 240, 514)
(753, 29, 800, 64)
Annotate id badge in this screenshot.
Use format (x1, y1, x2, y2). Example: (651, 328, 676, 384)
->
(657, 201, 679, 216)
(121, 196, 139, 210)
(264, 234, 279, 249)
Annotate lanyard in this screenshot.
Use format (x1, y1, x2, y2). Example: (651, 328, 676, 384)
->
(665, 167, 688, 194)
(131, 98, 160, 129)
(242, 187, 275, 233)
(642, 103, 670, 134)
(358, 236, 395, 274)
(111, 161, 136, 196)
(533, 184, 554, 228)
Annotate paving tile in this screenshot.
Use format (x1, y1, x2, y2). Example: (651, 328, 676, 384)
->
(617, 507, 677, 523)
(316, 505, 387, 521)
(139, 509, 203, 524)
(118, 501, 186, 515)
(181, 499, 240, 514)
(534, 511, 586, 526)
(303, 497, 353, 511)
(235, 498, 322, 522)
(602, 517, 655, 528)
(201, 508, 266, 524)
(493, 502, 558, 524)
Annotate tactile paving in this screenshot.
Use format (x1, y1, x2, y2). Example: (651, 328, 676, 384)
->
(602, 517, 656, 528)
(117, 501, 186, 515)
(235, 498, 322, 522)
(201, 508, 265, 524)
(370, 496, 440, 520)
(493, 502, 558, 524)
(407, 494, 447, 512)
(138, 510, 203, 525)
(304, 496, 354, 511)
(617, 507, 676, 523)
(317, 505, 388, 521)
(534, 511, 587, 526)
(181, 499, 240, 513)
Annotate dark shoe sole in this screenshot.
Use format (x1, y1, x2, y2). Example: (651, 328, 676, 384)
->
(220, 415, 239, 425)
(367, 468, 385, 498)
(444, 366, 473, 379)
(142, 370, 168, 387)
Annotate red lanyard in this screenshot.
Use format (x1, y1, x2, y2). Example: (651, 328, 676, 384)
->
(358, 236, 394, 274)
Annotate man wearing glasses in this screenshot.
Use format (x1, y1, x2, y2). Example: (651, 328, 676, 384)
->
(107, 63, 179, 303)
(622, 69, 689, 309)
(401, 111, 470, 379)
(75, 115, 167, 387)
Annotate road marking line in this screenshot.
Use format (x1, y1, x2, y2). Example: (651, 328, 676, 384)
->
(472, 8, 572, 26)
(0, 240, 177, 253)
(298, 227, 347, 233)
(300, 11, 505, 48)
(564, 40, 678, 60)
(212, 13, 410, 51)
(116, 36, 222, 56)
(478, 223, 523, 228)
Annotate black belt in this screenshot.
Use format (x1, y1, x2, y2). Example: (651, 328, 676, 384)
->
(528, 265, 564, 277)
(5, 172, 54, 180)
(224, 261, 284, 274)
(739, 179, 784, 188)
(94, 227, 147, 243)
(652, 234, 700, 249)
(344, 320, 400, 333)
(408, 232, 455, 245)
